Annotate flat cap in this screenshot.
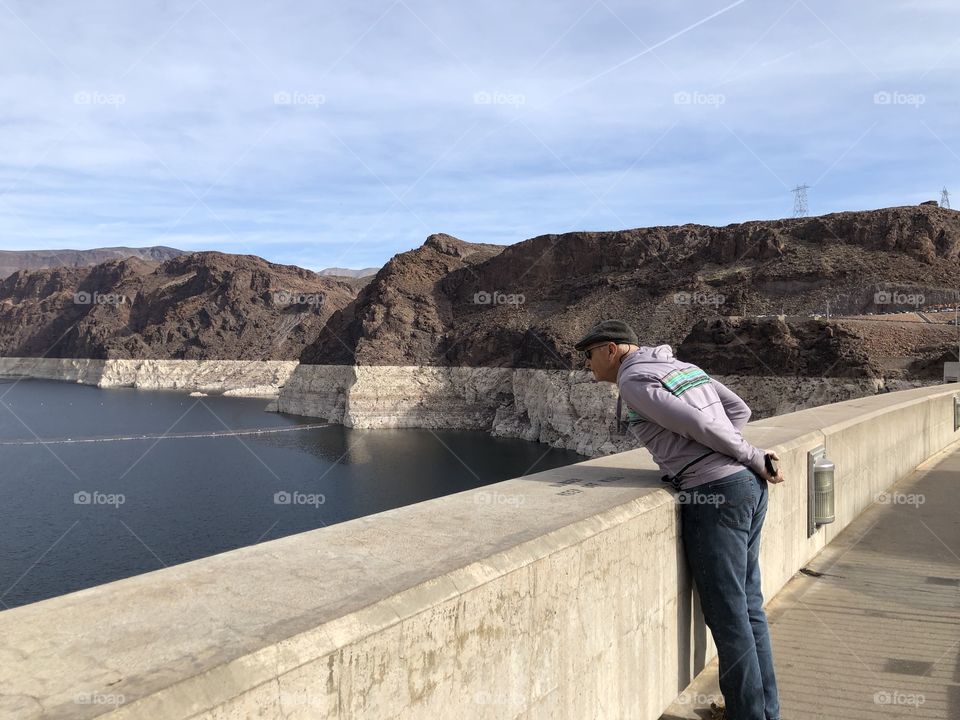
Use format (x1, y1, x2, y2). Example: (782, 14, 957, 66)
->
(573, 319, 639, 351)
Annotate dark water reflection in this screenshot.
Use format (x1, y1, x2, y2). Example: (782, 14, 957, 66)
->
(0, 379, 584, 610)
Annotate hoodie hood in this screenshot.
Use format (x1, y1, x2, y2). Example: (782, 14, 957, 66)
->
(618, 344, 674, 379)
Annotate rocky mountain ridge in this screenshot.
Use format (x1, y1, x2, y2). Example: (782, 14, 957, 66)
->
(302, 205, 960, 378)
(3, 205, 959, 379)
(0, 252, 358, 360)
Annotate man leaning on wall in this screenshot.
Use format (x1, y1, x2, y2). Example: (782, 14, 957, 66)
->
(575, 319, 785, 720)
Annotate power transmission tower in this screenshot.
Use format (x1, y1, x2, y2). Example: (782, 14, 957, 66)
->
(941, 187, 951, 209)
(792, 184, 810, 217)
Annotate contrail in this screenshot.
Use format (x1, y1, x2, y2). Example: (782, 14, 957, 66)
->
(554, 0, 749, 101)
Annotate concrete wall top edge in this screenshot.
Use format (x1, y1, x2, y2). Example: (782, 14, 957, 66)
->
(749, 383, 959, 432)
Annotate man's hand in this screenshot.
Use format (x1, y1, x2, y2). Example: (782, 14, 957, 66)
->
(760, 451, 785, 484)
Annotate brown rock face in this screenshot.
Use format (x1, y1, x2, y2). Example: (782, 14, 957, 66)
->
(676, 317, 882, 378)
(299, 205, 960, 371)
(0, 252, 358, 360)
(301, 234, 506, 365)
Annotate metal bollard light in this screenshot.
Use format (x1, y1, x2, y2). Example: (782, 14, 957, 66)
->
(813, 455, 835, 525)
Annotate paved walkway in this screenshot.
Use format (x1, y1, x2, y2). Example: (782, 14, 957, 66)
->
(662, 442, 960, 720)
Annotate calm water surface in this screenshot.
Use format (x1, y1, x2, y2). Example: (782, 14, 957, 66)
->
(0, 379, 584, 609)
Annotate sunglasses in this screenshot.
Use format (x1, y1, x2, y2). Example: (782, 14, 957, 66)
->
(581, 343, 611, 360)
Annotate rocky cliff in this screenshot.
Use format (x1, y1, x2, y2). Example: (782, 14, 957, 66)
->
(0, 252, 358, 360)
(677, 317, 882, 378)
(302, 205, 960, 376)
(302, 233, 506, 365)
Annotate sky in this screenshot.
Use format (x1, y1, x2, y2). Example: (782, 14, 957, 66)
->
(0, 0, 958, 271)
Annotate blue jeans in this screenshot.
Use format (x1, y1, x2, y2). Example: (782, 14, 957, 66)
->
(680, 468, 781, 720)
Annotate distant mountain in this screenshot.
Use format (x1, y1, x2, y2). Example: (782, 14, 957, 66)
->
(0, 252, 358, 360)
(0, 246, 185, 278)
(318, 267, 379, 278)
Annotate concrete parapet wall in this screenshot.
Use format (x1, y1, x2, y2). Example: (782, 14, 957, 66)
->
(0, 384, 957, 719)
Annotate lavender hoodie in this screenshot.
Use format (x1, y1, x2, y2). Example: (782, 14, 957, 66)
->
(616, 344, 766, 491)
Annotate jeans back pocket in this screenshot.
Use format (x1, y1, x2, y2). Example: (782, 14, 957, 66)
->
(709, 473, 755, 530)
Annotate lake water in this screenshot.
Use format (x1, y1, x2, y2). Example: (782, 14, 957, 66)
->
(0, 379, 585, 610)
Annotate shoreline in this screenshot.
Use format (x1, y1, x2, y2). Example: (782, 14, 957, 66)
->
(0, 357, 297, 398)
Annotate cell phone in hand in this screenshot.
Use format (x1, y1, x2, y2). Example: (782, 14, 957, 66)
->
(764, 453, 778, 477)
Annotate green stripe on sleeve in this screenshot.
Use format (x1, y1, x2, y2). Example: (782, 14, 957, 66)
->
(660, 367, 710, 396)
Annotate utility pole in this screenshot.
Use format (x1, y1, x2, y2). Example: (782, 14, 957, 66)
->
(942, 187, 951, 209)
(792, 184, 810, 218)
